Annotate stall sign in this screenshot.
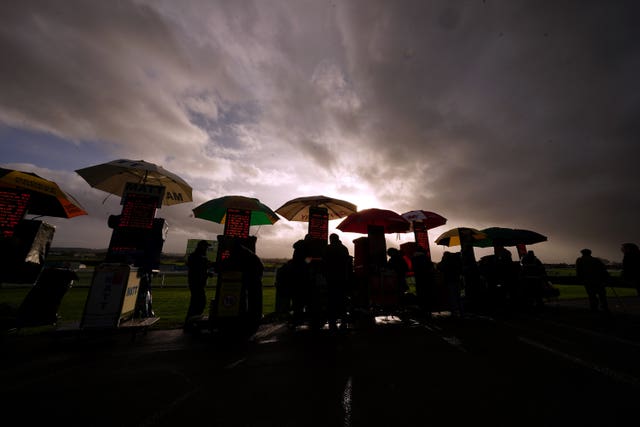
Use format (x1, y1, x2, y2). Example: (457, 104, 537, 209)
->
(308, 206, 329, 242)
(0, 189, 30, 238)
(118, 192, 159, 229)
(224, 208, 251, 238)
(122, 182, 166, 207)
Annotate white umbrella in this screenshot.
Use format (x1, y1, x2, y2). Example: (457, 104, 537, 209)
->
(275, 195, 357, 221)
(76, 159, 192, 206)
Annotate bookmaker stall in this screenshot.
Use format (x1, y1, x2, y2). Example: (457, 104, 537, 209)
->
(80, 183, 167, 331)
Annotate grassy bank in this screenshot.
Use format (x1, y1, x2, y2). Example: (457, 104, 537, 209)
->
(2, 268, 637, 334)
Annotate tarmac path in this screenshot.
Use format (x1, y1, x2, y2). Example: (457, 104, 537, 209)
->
(3, 298, 640, 427)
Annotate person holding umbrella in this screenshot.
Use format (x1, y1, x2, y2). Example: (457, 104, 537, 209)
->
(184, 240, 214, 331)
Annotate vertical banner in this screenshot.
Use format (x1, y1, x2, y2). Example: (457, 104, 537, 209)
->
(516, 244, 527, 259)
(412, 222, 432, 260)
(307, 206, 329, 258)
(308, 206, 329, 241)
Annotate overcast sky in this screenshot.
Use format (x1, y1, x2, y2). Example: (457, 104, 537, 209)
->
(1, 0, 638, 264)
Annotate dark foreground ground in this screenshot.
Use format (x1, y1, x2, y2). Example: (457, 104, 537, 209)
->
(3, 297, 640, 427)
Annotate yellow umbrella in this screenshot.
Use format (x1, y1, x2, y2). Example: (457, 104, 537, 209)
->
(434, 227, 488, 247)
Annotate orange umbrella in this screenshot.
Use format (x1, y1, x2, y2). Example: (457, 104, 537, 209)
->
(0, 167, 87, 219)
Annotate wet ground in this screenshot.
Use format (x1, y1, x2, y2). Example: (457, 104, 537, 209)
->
(2, 297, 640, 427)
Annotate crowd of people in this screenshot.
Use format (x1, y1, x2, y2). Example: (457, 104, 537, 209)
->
(186, 235, 640, 332)
(271, 239, 640, 327)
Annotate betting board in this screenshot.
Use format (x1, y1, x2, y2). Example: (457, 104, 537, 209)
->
(0, 189, 31, 238)
(308, 206, 329, 242)
(224, 208, 251, 238)
(118, 192, 158, 229)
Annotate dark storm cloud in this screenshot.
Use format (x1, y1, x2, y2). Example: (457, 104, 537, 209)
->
(332, 0, 640, 261)
(0, 0, 248, 166)
(2, 0, 638, 262)
(0, 1, 182, 135)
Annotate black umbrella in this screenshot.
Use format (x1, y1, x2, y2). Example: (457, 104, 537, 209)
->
(475, 227, 547, 248)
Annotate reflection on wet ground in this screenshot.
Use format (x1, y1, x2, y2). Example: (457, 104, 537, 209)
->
(3, 297, 640, 426)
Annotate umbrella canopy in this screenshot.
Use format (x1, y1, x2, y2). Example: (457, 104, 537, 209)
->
(276, 195, 357, 221)
(0, 167, 88, 218)
(434, 227, 488, 247)
(192, 195, 279, 226)
(75, 159, 192, 206)
(336, 208, 410, 234)
(474, 227, 548, 248)
(401, 210, 447, 230)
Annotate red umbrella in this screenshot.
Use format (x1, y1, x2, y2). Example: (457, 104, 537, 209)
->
(336, 208, 410, 234)
(401, 210, 447, 259)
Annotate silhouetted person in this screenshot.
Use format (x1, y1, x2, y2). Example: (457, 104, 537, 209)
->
(323, 233, 351, 330)
(438, 251, 464, 317)
(481, 245, 516, 312)
(621, 243, 640, 296)
(520, 250, 546, 310)
(460, 243, 482, 311)
(387, 247, 409, 300)
(185, 240, 214, 330)
(494, 244, 512, 263)
(576, 248, 609, 314)
(275, 259, 295, 317)
(411, 245, 435, 316)
(478, 255, 505, 313)
(291, 234, 312, 325)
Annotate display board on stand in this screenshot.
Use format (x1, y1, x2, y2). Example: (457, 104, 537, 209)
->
(307, 206, 329, 257)
(0, 189, 31, 239)
(223, 208, 251, 238)
(81, 263, 140, 329)
(106, 183, 166, 267)
(308, 206, 329, 241)
(217, 208, 252, 262)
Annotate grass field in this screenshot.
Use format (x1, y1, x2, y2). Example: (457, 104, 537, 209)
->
(0, 271, 277, 332)
(2, 267, 636, 334)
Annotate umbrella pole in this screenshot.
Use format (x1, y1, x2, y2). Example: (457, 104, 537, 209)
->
(101, 193, 114, 204)
(608, 284, 626, 314)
